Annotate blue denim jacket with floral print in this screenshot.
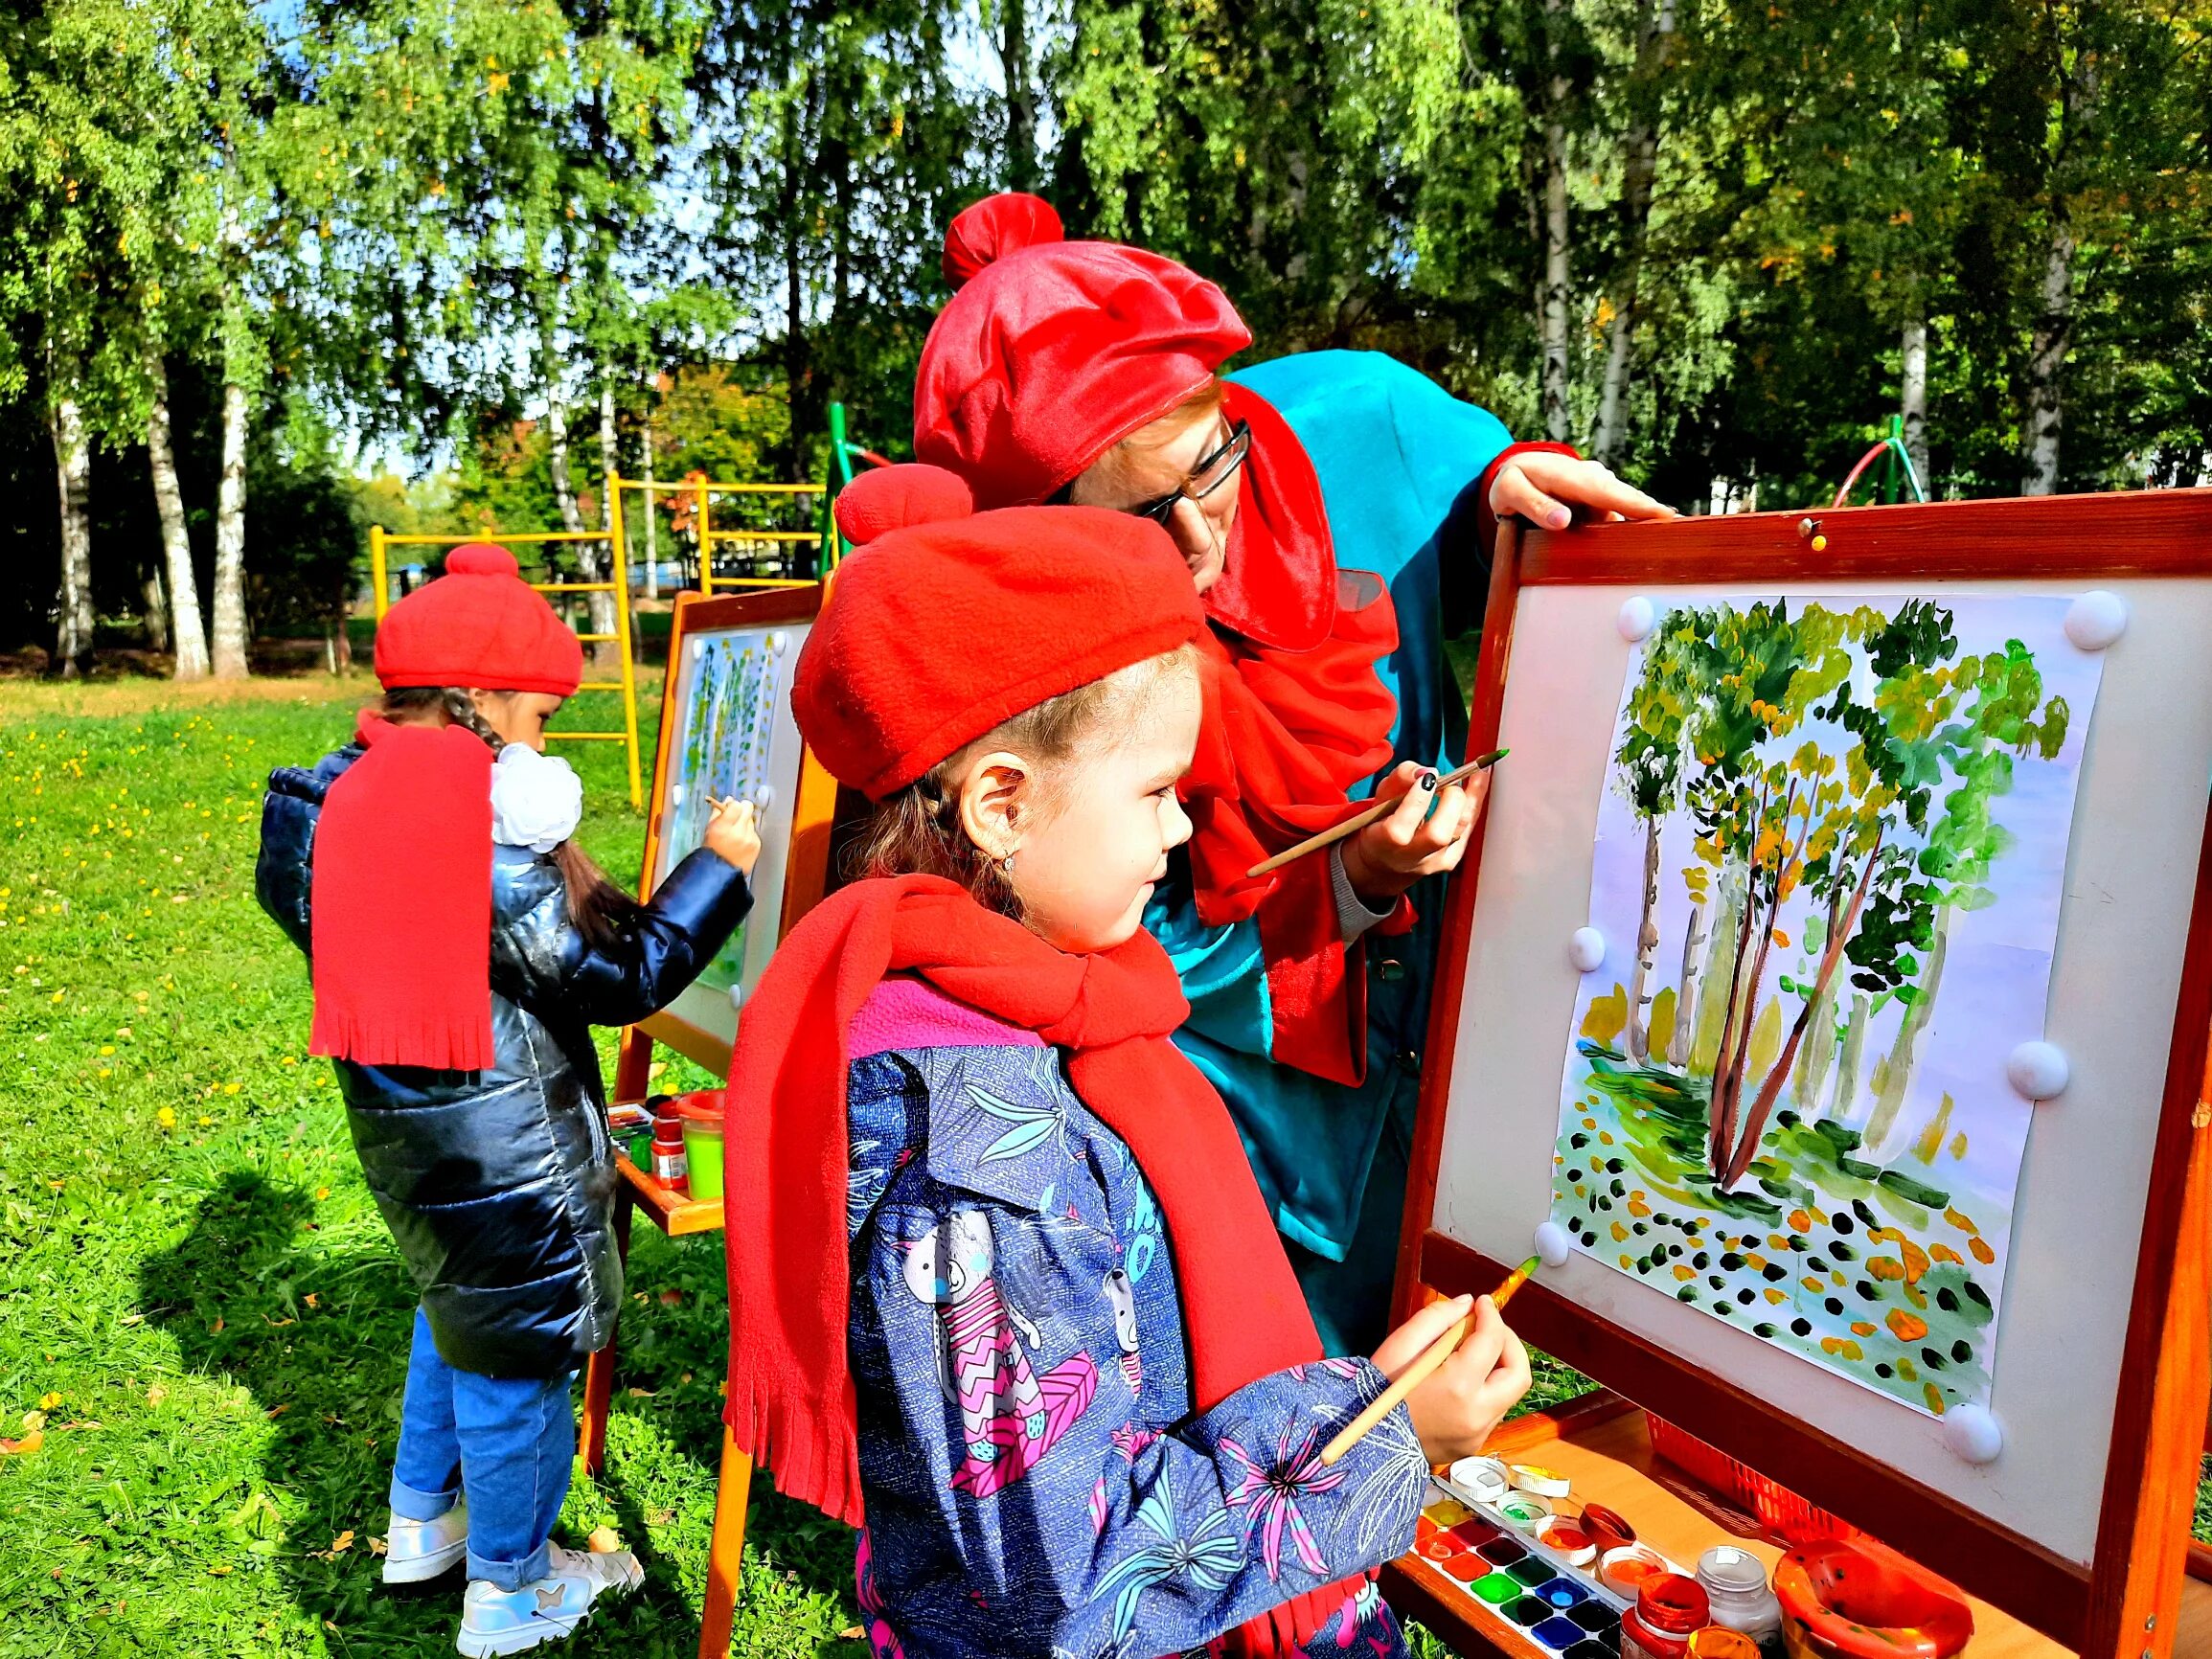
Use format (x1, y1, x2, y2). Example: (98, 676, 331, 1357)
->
(840, 979, 1427, 1659)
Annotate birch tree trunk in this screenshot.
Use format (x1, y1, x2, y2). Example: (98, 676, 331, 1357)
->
(1668, 888, 1709, 1069)
(50, 394, 94, 678)
(1538, 0, 1573, 443)
(2023, 56, 2095, 496)
(542, 308, 583, 534)
(641, 399, 659, 601)
(1592, 0, 1674, 466)
(583, 373, 620, 664)
(143, 566, 169, 653)
(1863, 908, 1950, 1154)
(146, 341, 211, 680)
(210, 366, 250, 679)
(1829, 992, 1870, 1124)
(1900, 296, 1930, 492)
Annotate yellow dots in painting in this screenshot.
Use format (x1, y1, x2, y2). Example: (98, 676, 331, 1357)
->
(1831, 1271, 1846, 1287)
(1628, 1199, 1652, 1219)
(1897, 1358, 1919, 1381)
(1968, 1237, 1996, 1265)
(1945, 1207, 1979, 1235)
(1788, 1209, 1813, 1233)
(1619, 1255, 1635, 1270)
(1598, 1131, 1615, 1146)
(1582, 1118, 1598, 1131)
(1767, 1233, 1792, 1252)
(1901, 1283, 1928, 1311)
(1611, 1222, 1630, 1243)
(1886, 1308, 1929, 1343)
(1867, 1225, 1904, 1247)
(1764, 1288, 1788, 1306)
(1930, 1243, 1963, 1265)
(1850, 1321, 1878, 1337)
(1800, 1276, 1826, 1294)
(1899, 1241, 1929, 1284)
(1744, 1252, 1768, 1272)
(1924, 1383, 1947, 1417)
(1674, 1265, 1697, 1282)
(1868, 1257, 1905, 1282)
(1819, 1336, 1864, 1361)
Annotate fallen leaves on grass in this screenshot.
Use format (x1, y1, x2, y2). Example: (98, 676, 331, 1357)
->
(587, 1527, 622, 1554)
(3, 1410, 48, 1455)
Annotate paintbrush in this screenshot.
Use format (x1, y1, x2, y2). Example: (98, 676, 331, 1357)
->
(1243, 749, 1508, 881)
(1317, 1255, 1539, 1468)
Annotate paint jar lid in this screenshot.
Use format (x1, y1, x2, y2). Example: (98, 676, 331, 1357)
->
(1637, 1574, 1713, 1636)
(1510, 1462, 1573, 1499)
(1581, 1502, 1636, 1552)
(1688, 1627, 1762, 1659)
(1697, 1545, 1769, 1594)
(673, 1088, 727, 1125)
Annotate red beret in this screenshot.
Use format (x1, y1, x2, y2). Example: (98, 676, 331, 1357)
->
(914, 193, 1252, 510)
(793, 503, 1204, 799)
(375, 543, 584, 697)
(833, 464, 974, 548)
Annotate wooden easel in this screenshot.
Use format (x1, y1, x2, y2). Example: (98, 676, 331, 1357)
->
(1389, 492, 2212, 1659)
(574, 584, 841, 1659)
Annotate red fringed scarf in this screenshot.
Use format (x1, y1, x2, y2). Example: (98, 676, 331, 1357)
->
(1179, 383, 1405, 1086)
(721, 875, 1373, 1653)
(308, 715, 496, 1070)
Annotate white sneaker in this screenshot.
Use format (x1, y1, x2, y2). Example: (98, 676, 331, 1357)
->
(384, 1497, 469, 1584)
(455, 1542, 645, 1656)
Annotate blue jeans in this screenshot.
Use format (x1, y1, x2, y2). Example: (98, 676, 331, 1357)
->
(388, 1308, 576, 1589)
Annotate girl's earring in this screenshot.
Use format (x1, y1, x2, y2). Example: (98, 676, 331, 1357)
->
(1000, 852, 1016, 875)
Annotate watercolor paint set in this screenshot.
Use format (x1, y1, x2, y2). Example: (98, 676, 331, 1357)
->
(1414, 1457, 1692, 1659)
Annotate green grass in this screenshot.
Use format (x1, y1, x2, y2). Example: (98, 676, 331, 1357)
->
(0, 667, 1655, 1658)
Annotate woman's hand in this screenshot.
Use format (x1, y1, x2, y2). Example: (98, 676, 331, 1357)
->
(1340, 761, 1488, 905)
(702, 797, 763, 875)
(1373, 1293, 1533, 1467)
(1490, 450, 1675, 531)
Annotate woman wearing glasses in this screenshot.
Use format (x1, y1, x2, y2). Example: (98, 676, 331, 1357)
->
(909, 193, 1672, 1354)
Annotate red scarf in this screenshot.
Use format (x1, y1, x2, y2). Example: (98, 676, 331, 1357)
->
(1180, 384, 1404, 1085)
(308, 715, 495, 1070)
(721, 876, 1371, 1652)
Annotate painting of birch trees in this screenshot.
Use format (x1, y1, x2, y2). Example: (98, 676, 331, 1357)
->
(1549, 594, 2104, 1416)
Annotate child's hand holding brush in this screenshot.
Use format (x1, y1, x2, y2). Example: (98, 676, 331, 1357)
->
(1357, 1292, 1531, 1466)
(702, 796, 763, 875)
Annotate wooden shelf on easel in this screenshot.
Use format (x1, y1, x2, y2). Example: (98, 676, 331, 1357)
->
(611, 1149, 726, 1238)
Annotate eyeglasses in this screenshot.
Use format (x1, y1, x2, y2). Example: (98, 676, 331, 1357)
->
(1128, 420, 1252, 526)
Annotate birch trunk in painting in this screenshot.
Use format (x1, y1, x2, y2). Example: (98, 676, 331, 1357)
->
(147, 341, 211, 680)
(1706, 860, 1761, 1170)
(51, 392, 93, 678)
(1864, 908, 1951, 1153)
(1690, 872, 1744, 1075)
(1626, 818, 1662, 1060)
(1723, 830, 1883, 1189)
(1669, 886, 1710, 1069)
(210, 368, 250, 679)
(1828, 992, 1870, 1124)
(1538, 0, 1572, 444)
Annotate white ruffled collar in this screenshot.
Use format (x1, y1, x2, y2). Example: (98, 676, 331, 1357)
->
(489, 743, 583, 852)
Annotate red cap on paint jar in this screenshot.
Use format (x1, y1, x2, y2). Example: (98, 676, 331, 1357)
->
(1637, 1575, 1713, 1637)
(1582, 1502, 1637, 1553)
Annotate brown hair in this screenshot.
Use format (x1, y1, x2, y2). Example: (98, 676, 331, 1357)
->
(1055, 376, 1228, 505)
(847, 644, 1199, 919)
(376, 686, 643, 951)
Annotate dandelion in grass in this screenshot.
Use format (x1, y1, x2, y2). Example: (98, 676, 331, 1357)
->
(1220, 1420, 1345, 1581)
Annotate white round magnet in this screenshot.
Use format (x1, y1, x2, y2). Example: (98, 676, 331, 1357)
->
(2064, 591, 2128, 651)
(2006, 1040, 2069, 1101)
(1568, 927, 1607, 973)
(770, 631, 790, 654)
(753, 784, 776, 813)
(1943, 1402, 2002, 1465)
(1617, 596, 1656, 643)
(727, 981, 745, 1011)
(1533, 1220, 1572, 1268)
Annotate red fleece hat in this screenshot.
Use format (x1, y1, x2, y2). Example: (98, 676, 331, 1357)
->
(914, 193, 1252, 509)
(832, 464, 973, 548)
(375, 544, 583, 696)
(793, 468, 1204, 798)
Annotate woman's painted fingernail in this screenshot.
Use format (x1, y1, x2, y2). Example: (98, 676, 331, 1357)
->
(1419, 770, 1439, 791)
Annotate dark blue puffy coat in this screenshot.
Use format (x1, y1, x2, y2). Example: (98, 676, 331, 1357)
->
(257, 744, 751, 1378)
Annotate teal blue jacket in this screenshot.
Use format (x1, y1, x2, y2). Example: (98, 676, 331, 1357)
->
(1143, 350, 1512, 1270)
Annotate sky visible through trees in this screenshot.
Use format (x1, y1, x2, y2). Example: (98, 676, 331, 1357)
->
(3, 0, 2208, 672)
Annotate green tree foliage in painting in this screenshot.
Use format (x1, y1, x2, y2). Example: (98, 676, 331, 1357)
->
(1610, 599, 2068, 1193)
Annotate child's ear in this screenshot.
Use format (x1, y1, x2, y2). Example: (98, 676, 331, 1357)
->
(955, 750, 1033, 864)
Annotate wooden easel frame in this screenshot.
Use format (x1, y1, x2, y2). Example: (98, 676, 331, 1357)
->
(576, 583, 842, 1659)
(1391, 491, 2212, 1657)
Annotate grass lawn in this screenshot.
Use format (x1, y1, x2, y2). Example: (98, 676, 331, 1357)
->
(0, 667, 1675, 1657)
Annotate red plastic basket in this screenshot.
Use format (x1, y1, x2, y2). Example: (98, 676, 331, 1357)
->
(1647, 1415, 1852, 1543)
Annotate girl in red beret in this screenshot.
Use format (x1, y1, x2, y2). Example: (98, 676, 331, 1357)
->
(255, 545, 762, 1656)
(722, 489, 1530, 1658)
(909, 193, 1676, 1356)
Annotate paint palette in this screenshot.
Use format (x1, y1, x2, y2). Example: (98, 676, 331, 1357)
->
(1415, 1492, 1626, 1654)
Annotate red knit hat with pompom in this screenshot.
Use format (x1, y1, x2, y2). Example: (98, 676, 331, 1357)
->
(794, 466, 1204, 799)
(374, 544, 584, 696)
(914, 193, 1251, 510)
(832, 464, 973, 548)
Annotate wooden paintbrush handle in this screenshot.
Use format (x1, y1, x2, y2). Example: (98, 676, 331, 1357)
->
(1317, 1311, 1474, 1468)
(1243, 750, 1506, 881)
